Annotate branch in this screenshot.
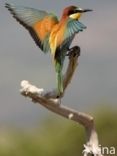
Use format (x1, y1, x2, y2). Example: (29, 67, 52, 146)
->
(20, 46, 102, 156)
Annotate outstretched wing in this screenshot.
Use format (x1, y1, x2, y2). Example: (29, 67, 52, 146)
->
(63, 18, 87, 48)
(5, 3, 58, 53)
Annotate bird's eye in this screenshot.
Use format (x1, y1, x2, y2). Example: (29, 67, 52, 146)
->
(68, 10, 78, 15)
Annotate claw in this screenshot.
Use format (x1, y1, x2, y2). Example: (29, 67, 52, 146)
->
(66, 46, 81, 58)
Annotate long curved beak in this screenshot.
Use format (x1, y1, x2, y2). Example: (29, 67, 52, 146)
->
(77, 9, 93, 13)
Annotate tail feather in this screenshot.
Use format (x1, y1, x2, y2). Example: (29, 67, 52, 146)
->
(55, 59, 63, 96)
(54, 48, 66, 96)
(56, 71, 63, 96)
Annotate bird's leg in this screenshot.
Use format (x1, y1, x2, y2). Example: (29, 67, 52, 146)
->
(66, 46, 81, 58)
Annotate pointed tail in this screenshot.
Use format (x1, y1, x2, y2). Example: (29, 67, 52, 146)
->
(56, 71, 63, 96)
(55, 60, 63, 96)
(54, 48, 66, 97)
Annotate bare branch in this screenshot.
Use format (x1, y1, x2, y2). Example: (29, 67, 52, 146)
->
(63, 46, 80, 91)
(20, 46, 102, 156)
(20, 81, 102, 156)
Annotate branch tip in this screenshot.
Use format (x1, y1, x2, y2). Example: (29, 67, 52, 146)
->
(20, 80, 44, 95)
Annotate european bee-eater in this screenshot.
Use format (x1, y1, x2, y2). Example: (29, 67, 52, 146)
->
(5, 3, 92, 96)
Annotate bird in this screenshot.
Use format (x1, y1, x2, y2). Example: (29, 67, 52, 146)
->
(5, 3, 92, 97)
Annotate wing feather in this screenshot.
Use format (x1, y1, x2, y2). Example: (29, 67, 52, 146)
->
(5, 3, 58, 53)
(58, 19, 87, 51)
(65, 19, 87, 39)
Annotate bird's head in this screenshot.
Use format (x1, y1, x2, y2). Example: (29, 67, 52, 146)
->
(62, 5, 93, 20)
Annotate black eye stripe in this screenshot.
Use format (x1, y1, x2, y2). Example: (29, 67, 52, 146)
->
(68, 10, 78, 15)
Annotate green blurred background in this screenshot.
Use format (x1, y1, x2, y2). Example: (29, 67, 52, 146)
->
(0, 0, 117, 155)
(0, 107, 117, 156)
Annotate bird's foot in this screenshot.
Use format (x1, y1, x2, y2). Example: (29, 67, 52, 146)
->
(66, 46, 81, 58)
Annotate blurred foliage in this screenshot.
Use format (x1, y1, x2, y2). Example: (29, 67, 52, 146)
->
(0, 107, 117, 156)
